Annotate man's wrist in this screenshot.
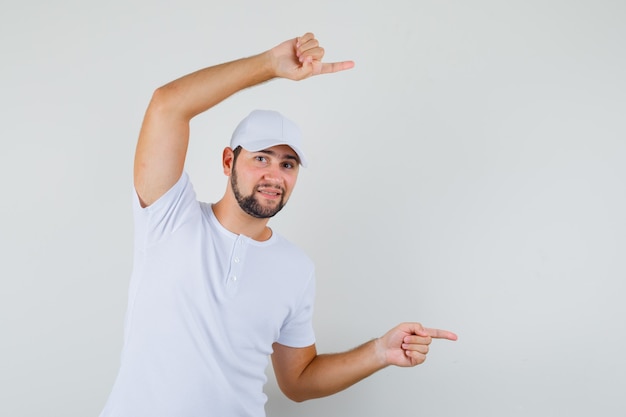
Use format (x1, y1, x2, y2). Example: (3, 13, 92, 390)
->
(258, 49, 279, 79)
(372, 337, 389, 368)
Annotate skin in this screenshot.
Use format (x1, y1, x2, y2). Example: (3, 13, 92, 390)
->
(133, 32, 457, 403)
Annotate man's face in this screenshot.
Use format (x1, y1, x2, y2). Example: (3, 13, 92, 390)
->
(230, 145, 300, 219)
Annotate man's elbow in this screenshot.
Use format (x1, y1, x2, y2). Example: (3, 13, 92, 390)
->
(278, 384, 319, 403)
(148, 83, 191, 119)
(287, 393, 309, 403)
(147, 86, 176, 115)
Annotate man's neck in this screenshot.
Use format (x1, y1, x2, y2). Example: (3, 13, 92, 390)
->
(212, 198, 273, 241)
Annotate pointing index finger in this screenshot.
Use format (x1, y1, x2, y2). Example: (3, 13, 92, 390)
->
(424, 328, 458, 341)
(320, 60, 355, 75)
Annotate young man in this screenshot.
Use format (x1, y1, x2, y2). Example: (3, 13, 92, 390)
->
(100, 32, 457, 417)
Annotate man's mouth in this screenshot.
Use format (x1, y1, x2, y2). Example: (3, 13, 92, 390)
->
(257, 186, 283, 199)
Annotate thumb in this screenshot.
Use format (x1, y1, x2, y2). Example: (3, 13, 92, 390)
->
(297, 55, 314, 78)
(414, 326, 429, 337)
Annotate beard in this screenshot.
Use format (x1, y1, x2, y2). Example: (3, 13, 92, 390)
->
(231, 166, 287, 219)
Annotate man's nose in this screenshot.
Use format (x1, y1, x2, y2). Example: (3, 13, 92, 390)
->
(262, 165, 282, 182)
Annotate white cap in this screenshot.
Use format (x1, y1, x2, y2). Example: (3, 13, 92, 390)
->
(230, 110, 308, 167)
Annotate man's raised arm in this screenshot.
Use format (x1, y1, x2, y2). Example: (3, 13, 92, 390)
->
(133, 32, 354, 207)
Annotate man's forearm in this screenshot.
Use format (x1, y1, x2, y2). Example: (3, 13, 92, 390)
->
(154, 51, 275, 121)
(290, 339, 387, 401)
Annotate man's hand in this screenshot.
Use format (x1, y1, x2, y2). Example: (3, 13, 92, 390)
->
(270, 32, 355, 80)
(376, 322, 458, 367)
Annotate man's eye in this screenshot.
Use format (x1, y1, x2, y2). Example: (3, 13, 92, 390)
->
(283, 162, 294, 169)
(255, 156, 267, 162)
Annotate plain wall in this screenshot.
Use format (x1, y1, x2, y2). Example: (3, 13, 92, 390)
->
(1, 0, 625, 416)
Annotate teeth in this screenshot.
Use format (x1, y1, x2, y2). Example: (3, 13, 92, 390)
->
(259, 189, 279, 194)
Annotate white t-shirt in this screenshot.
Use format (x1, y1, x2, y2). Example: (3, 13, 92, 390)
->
(100, 173, 316, 417)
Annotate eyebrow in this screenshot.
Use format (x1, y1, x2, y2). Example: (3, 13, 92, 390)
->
(256, 149, 299, 162)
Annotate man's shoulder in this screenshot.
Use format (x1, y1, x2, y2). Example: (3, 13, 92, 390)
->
(270, 233, 315, 269)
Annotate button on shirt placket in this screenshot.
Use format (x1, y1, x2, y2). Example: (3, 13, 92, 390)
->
(227, 236, 247, 291)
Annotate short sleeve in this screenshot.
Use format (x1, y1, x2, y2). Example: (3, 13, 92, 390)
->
(276, 271, 316, 347)
(132, 172, 200, 248)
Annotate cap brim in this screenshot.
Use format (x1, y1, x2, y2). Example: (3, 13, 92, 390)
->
(236, 138, 308, 167)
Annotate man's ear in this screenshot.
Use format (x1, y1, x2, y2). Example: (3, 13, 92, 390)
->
(222, 147, 235, 176)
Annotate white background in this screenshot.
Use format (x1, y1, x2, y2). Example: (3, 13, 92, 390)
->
(1, 1, 625, 416)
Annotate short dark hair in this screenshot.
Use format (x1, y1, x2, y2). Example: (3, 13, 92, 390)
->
(232, 146, 243, 168)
